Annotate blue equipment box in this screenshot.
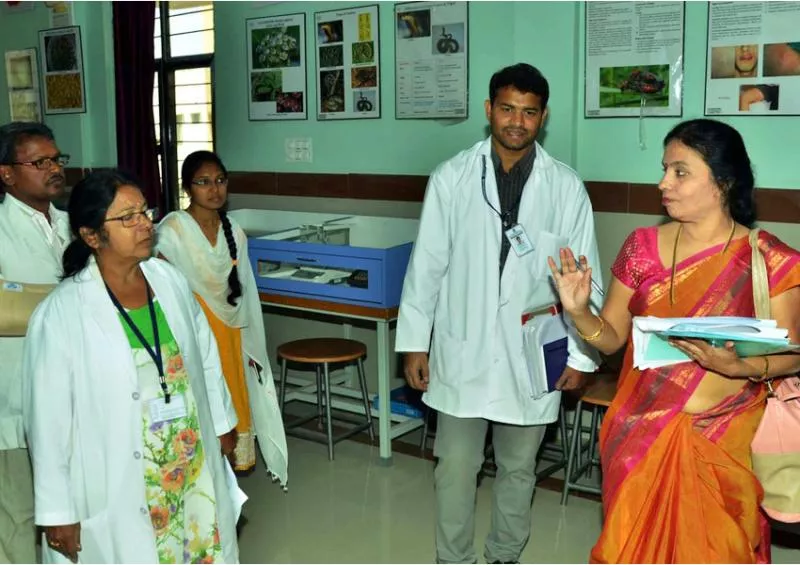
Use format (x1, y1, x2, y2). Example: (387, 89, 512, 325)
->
(372, 385, 425, 419)
(229, 210, 418, 308)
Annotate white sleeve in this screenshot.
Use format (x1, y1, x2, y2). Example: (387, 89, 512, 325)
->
(395, 166, 452, 352)
(564, 180, 603, 373)
(154, 221, 180, 261)
(22, 298, 79, 526)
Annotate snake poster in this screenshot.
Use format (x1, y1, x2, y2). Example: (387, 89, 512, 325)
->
(395, 1, 469, 119)
(584, 1, 684, 118)
(315, 4, 381, 120)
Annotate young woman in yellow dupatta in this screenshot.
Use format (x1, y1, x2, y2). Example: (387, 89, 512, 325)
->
(549, 119, 800, 563)
(156, 152, 288, 487)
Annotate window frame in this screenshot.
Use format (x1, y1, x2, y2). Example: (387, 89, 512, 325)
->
(154, 2, 216, 213)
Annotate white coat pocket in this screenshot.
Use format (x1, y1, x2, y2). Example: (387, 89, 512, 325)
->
(430, 328, 465, 385)
(528, 230, 568, 280)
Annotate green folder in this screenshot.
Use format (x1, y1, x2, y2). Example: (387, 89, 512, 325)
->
(656, 329, 800, 357)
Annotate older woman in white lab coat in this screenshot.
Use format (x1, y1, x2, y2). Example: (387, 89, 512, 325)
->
(23, 170, 242, 564)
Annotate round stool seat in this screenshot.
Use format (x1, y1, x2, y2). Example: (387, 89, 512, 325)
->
(277, 338, 367, 364)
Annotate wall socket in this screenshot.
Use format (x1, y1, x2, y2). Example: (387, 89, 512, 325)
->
(285, 138, 312, 162)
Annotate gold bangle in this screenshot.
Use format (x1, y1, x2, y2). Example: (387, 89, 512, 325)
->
(749, 356, 770, 383)
(576, 316, 605, 342)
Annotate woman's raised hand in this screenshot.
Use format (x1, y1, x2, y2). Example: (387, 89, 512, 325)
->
(547, 247, 593, 315)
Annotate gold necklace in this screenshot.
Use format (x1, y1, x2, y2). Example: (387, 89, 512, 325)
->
(669, 221, 736, 306)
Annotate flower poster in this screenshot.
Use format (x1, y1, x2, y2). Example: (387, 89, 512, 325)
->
(705, 2, 800, 116)
(246, 13, 307, 121)
(5, 48, 42, 122)
(38, 26, 85, 114)
(584, 2, 684, 118)
(315, 4, 380, 120)
(395, 1, 469, 119)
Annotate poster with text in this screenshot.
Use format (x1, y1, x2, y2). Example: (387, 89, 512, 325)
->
(247, 13, 307, 121)
(585, 1, 684, 118)
(705, 1, 800, 116)
(395, 1, 468, 119)
(5, 49, 42, 122)
(315, 4, 380, 120)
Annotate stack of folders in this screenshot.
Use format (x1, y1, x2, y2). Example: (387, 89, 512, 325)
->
(633, 316, 800, 370)
(522, 312, 569, 399)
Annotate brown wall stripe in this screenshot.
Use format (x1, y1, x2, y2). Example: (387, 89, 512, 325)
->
(61, 168, 799, 224)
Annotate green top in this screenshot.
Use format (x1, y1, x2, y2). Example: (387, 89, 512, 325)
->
(118, 300, 176, 349)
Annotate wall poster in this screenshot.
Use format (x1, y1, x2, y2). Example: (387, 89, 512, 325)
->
(38, 26, 85, 114)
(315, 4, 381, 120)
(395, 1, 469, 119)
(705, 1, 800, 116)
(246, 13, 307, 121)
(584, 1, 684, 118)
(5, 48, 42, 122)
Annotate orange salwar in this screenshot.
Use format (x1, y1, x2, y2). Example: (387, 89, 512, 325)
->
(196, 294, 255, 471)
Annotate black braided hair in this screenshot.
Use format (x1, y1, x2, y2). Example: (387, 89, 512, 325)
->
(181, 150, 242, 305)
(219, 210, 242, 305)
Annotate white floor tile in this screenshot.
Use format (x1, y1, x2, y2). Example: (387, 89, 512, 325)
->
(236, 437, 800, 564)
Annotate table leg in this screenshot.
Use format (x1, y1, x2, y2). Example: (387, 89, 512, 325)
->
(376, 319, 393, 465)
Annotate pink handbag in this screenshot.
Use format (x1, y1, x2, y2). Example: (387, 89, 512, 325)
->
(749, 229, 800, 523)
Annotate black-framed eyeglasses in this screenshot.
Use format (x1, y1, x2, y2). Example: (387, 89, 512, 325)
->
(9, 154, 70, 170)
(104, 208, 155, 228)
(191, 177, 229, 187)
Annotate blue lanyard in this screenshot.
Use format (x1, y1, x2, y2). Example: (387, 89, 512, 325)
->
(106, 283, 170, 403)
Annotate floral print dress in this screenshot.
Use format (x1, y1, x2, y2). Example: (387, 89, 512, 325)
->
(120, 301, 222, 563)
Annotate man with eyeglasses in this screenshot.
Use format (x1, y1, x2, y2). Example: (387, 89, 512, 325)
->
(0, 121, 70, 563)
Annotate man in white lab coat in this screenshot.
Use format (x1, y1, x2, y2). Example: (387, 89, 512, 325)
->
(0, 122, 70, 563)
(396, 64, 601, 564)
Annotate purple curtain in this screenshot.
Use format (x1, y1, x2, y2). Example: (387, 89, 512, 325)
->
(113, 2, 162, 210)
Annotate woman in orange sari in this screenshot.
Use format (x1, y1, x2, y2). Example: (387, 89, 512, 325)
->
(549, 119, 800, 563)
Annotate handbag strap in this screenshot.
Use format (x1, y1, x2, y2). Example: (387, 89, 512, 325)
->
(750, 229, 770, 319)
(750, 228, 778, 395)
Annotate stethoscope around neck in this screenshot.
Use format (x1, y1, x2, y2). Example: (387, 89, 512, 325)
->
(480, 155, 514, 230)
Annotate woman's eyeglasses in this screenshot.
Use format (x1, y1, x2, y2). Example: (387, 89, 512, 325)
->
(191, 177, 229, 187)
(105, 208, 155, 228)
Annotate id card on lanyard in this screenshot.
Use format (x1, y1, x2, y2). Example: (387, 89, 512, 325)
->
(481, 155, 534, 257)
(106, 282, 171, 404)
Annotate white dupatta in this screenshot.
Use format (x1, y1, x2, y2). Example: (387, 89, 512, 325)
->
(156, 210, 288, 488)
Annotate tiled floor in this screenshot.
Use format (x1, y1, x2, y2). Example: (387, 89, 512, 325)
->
(236, 436, 800, 564)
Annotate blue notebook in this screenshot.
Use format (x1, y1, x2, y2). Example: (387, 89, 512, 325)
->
(543, 337, 568, 392)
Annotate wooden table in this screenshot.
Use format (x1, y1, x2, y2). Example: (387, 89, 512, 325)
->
(259, 292, 422, 464)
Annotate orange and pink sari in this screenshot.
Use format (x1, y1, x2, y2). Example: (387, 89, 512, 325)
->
(591, 227, 800, 564)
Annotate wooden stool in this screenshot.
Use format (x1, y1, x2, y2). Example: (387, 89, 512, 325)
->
(277, 338, 375, 460)
(561, 373, 617, 505)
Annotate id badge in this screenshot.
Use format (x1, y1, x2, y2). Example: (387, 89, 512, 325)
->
(505, 224, 534, 257)
(148, 393, 187, 423)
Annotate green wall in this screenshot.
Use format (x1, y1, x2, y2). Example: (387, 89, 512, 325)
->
(575, 1, 800, 189)
(0, 1, 116, 167)
(214, 1, 580, 174)
(0, 1, 797, 190)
